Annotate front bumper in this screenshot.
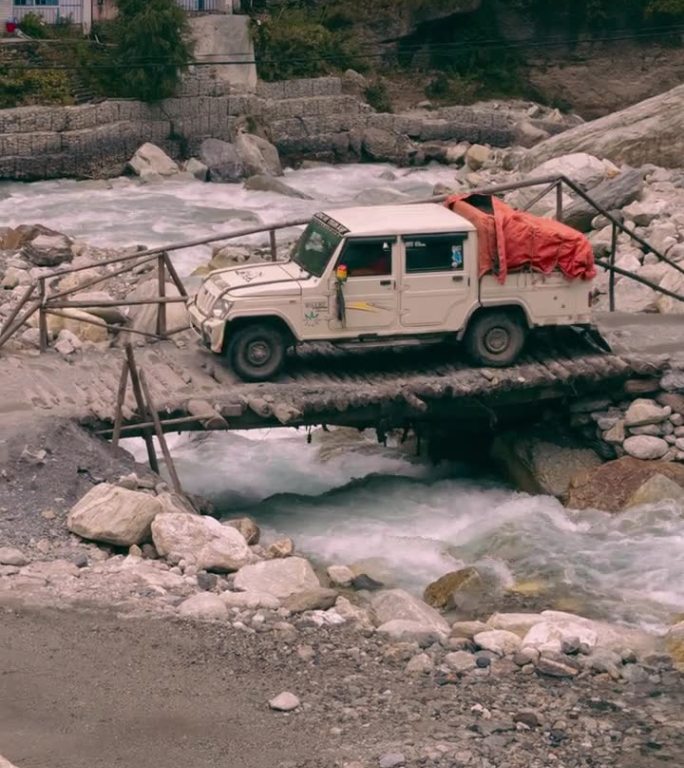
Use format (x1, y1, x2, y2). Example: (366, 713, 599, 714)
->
(188, 300, 226, 354)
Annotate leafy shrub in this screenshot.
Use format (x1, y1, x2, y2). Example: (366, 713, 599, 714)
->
(0, 67, 72, 108)
(17, 12, 50, 39)
(364, 79, 392, 112)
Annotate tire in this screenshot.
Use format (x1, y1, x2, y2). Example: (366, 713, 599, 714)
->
(464, 311, 527, 368)
(228, 324, 286, 382)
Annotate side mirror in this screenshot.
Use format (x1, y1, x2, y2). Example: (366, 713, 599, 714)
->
(336, 264, 348, 283)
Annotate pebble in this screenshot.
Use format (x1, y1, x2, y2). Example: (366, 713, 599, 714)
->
(269, 691, 300, 712)
(444, 650, 476, 673)
(406, 653, 433, 674)
(535, 653, 580, 678)
(72, 553, 89, 569)
(378, 753, 405, 768)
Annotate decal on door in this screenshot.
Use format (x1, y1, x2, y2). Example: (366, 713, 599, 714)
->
(346, 301, 390, 313)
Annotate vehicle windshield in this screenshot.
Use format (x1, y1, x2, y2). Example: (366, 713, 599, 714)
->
(290, 219, 342, 277)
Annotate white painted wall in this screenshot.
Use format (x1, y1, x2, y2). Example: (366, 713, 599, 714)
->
(1, 0, 14, 28)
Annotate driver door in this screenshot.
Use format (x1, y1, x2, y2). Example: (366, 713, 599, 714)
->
(328, 237, 397, 332)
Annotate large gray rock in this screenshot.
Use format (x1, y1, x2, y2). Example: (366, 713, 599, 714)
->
(199, 138, 245, 183)
(625, 473, 684, 508)
(235, 130, 283, 177)
(657, 267, 684, 315)
(362, 127, 413, 164)
(233, 556, 320, 599)
(120, 278, 188, 340)
(371, 588, 450, 634)
(151, 512, 253, 572)
(67, 483, 162, 546)
(563, 168, 644, 232)
(526, 152, 607, 190)
(22, 233, 73, 267)
(127, 142, 179, 178)
(613, 280, 659, 313)
(522, 84, 684, 169)
(243, 174, 312, 199)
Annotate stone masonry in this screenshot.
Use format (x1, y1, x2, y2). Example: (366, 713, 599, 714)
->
(0, 75, 520, 181)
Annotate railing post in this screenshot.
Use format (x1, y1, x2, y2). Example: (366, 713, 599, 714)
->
(156, 254, 167, 338)
(555, 182, 564, 223)
(609, 222, 617, 313)
(38, 278, 49, 352)
(269, 229, 277, 262)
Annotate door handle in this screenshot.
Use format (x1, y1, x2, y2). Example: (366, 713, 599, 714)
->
(452, 275, 464, 282)
(380, 279, 392, 286)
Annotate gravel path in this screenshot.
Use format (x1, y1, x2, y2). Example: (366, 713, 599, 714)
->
(1, 603, 683, 768)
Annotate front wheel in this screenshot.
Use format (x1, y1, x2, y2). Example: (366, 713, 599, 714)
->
(228, 324, 286, 382)
(464, 311, 527, 367)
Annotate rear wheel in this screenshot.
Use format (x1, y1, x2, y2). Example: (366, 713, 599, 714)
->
(228, 323, 286, 382)
(464, 311, 527, 367)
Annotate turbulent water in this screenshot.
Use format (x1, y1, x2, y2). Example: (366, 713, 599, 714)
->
(5, 162, 683, 634)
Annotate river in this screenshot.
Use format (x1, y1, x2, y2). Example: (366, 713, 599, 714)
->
(4, 163, 683, 634)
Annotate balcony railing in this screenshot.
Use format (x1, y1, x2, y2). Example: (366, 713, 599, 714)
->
(174, 0, 229, 12)
(11, 2, 84, 26)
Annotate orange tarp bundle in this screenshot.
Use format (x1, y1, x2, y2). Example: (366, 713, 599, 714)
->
(445, 194, 596, 284)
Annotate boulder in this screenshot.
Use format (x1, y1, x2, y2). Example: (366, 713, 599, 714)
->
(465, 144, 491, 171)
(491, 430, 602, 498)
(220, 590, 281, 610)
(267, 537, 295, 558)
(626, 473, 684, 508)
(283, 588, 338, 613)
(178, 593, 229, 620)
(522, 619, 597, 655)
(327, 564, 355, 587)
(444, 650, 477, 673)
(0, 546, 28, 566)
(623, 435, 669, 460)
(54, 329, 81, 356)
(613, 280, 659, 313)
(151, 512, 253, 572)
(38, 307, 109, 344)
(234, 130, 283, 177)
(406, 652, 434, 674)
(563, 169, 644, 232)
(233, 556, 320, 599)
(526, 152, 607, 190)
(334, 596, 374, 628)
(514, 120, 550, 149)
(184, 157, 209, 181)
(657, 268, 684, 315)
(67, 483, 162, 546)
(486, 612, 546, 637)
(376, 619, 446, 644)
(566, 456, 684, 512)
(225, 516, 260, 545)
(625, 399, 671, 427)
(473, 629, 521, 656)
(127, 143, 179, 177)
(423, 567, 484, 610)
(22, 233, 73, 267)
(243, 174, 312, 199)
(353, 187, 411, 205)
(120, 278, 188, 340)
(362, 127, 414, 164)
(371, 588, 450, 634)
(70, 291, 127, 326)
(522, 84, 684, 169)
(199, 138, 245, 183)
(623, 198, 669, 227)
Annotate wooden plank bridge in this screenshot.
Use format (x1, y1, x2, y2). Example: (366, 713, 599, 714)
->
(0, 319, 675, 440)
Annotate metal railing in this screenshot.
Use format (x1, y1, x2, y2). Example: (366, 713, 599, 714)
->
(11, 3, 84, 26)
(0, 174, 681, 354)
(174, 0, 228, 13)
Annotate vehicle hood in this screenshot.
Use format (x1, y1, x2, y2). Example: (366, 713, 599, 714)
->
(202, 261, 309, 300)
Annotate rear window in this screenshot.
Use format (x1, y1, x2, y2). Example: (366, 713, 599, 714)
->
(405, 234, 467, 273)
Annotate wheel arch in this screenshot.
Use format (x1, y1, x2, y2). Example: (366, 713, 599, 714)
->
(458, 302, 531, 340)
(224, 314, 297, 352)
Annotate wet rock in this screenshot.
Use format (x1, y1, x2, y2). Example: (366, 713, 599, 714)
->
(269, 692, 300, 712)
(535, 652, 581, 678)
(362, 128, 414, 164)
(351, 573, 384, 591)
(235, 130, 283, 178)
(233, 557, 320, 599)
(623, 435, 669, 460)
(199, 138, 244, 183)
(243, 174, 312, 199)
(225, 516, 260, 545)
(127, 143, 179, 178)
(473, 630, 521, 656)
(68, 483, 162, 547)
(178, 593, 229, 621)
(372, 589, 450, 634)
(354, 187, 410, 205)
(151, 512, 253, 573)
(423, 566, 484, 610)
(184, 157, 208, 181)
(0, 546, 28, 567)
(567, 457, 684, 511)
(327, 564, 355, 587)
(283, 588, 338, 614)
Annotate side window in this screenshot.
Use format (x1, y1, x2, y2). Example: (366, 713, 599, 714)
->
(338, 238, 394, 278)
(405, 234, 467, 273)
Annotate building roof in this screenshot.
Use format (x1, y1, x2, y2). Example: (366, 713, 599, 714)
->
(320, 203, 476, 237)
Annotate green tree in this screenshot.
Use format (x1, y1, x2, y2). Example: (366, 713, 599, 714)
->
(109, 0, 193, 101)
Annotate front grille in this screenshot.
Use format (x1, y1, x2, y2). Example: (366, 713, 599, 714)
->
(196, 286, 214, 314)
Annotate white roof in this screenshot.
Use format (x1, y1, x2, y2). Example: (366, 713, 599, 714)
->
(321, 203, 475, 237)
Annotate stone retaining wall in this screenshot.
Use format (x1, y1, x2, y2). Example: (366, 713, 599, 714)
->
(0, 74, 522, 181)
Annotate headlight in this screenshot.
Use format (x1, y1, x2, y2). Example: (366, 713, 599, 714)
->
(212, 298, 233, 318)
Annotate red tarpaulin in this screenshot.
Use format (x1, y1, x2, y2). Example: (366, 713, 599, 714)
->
(445, 194, 597, 284)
